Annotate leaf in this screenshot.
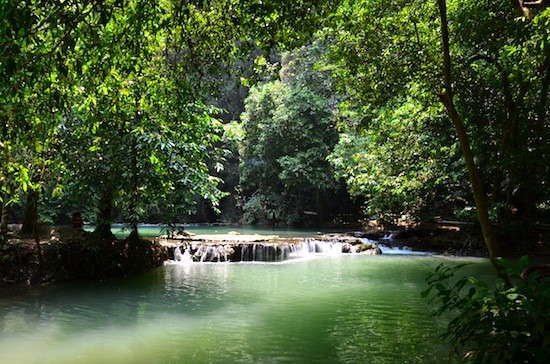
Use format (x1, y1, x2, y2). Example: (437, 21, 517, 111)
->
(506, 293, 519, 300)
(51, 185, 63, 198)
(149, 154, 160, 165)
(516, 255, 529, 273)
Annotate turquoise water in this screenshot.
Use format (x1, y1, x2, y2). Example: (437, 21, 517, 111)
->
(0, 255, 493, 363)
(87, 224, 337, 238)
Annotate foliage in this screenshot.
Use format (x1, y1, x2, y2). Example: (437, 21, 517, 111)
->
(328, 89, 465, 224)
(239, 42, 341, 224)
(322, 0, 550, 228)
(57, 1, 229, 231)
(446, 2, 550, 222)
(422, 257, 550, 363)
(1, 0, 338, 234)
(2, 0, 548, 237)
(322, 0, 468, 224)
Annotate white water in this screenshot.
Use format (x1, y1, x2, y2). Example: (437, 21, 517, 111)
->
(171, 246, 193, 265)
(169, 237, 432, 264)
(377, 243, 432, 255)
(375, 235, 433, 255)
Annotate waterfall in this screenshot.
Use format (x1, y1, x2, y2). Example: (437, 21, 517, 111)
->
(174, 246, 182, 261)
(168, 236, 388, 264)
(287, 239, 345, 258)
(173, 246, 192, 264)
(182, 249, 192, 263)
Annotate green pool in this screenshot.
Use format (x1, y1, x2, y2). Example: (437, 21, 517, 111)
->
(0, 255, 493, 363)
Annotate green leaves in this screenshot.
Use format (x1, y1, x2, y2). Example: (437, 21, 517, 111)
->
(320, 0, 550, 229)
(239, 42, 340, 224)
(1, 0, 245, 230)
(423, 257, 550, 363)
(328, 92, 459, 223)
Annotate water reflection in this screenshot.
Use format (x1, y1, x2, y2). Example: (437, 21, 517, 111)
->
(162, 263, 232, 312)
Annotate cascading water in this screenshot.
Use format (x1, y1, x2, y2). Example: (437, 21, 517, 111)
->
(289, 238, 345, 257)
(173, 246, 193, 264)
(377, 244, 432, 255)
(169, 238, 381, 264)
(182, 249, 192, 262)
(374, 234, 432, 255)
(174, 246, 183, 261)
(165, 233, 434, 264)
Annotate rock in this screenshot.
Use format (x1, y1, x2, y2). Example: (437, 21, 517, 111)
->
(171, 229, 196, 239)
(342, 242, 353, 253)
(355, 242, 381, 254)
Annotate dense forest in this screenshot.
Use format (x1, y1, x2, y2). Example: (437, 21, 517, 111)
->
(1, 1, 549, 249)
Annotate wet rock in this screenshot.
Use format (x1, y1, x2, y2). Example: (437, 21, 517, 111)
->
(355, 243, 382, 255)
(342, 242, 353, 253)
(360, 248, 382, 255)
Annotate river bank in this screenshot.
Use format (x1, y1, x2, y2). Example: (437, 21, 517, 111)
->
(0, 230, 167, 287)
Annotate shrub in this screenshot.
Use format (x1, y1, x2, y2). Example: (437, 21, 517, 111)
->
(422, 257, 549, 363)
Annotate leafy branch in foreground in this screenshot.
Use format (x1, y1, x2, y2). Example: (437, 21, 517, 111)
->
(422, 257, 549, 363)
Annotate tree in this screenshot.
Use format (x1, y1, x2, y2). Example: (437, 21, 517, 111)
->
(57, 1, 231, 237)
(240, 43, 341, 224)
(436, 0, 502, 266)
(328, 90, 462, 225)
(0, 1, 81, 236)
(324, 0, 549, 263)
(435, 0, 550, 274)
(325, 0, 466, 225)
(1, 0, 337, 237)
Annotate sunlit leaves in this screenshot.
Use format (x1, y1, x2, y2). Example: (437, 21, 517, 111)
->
(328, 88, 461, 223)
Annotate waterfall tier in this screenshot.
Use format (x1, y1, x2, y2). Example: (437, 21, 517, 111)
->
(165, 235, 382, 263)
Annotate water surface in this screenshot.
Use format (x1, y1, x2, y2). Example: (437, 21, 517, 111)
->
(89, 223, 337, 238)
(0, 255, 493, 363)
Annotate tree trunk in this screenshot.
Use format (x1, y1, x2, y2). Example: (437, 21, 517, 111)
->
(437, 0, 506, 279)
(129, 129, 139, 237)
(1, 195, 8, 235)
(96, 185, 115, 239)
(438, 94, 502, 260)
(128, 95, 141, 238)
(19, 189, 44, 280)
(21, 190, 39, 236)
